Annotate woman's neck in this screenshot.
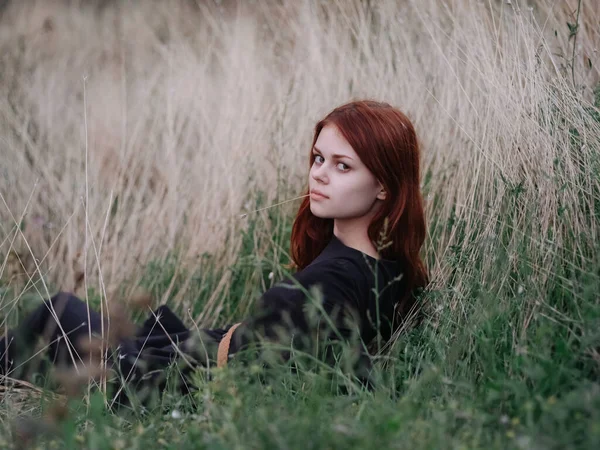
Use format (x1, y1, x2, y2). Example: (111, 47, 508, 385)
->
(332, 205, 383, 260)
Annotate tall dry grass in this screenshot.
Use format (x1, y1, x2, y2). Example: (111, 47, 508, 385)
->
(0, 0, 599, 327)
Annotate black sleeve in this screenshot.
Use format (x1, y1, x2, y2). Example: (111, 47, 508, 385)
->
(228, 259, 367, 358)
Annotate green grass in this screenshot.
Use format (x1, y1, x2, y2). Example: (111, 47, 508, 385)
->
(2, 176, 600, 449)
(3, 140, 600, 448)
(3, 125, 600, 448)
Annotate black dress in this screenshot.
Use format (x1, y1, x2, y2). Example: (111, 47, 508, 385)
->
(0, 235, 409, 405)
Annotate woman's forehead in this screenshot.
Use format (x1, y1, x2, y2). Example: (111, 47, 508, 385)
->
(315, 125, 357, 159)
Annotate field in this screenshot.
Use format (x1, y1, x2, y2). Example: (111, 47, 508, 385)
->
(1, 0, 600, 448)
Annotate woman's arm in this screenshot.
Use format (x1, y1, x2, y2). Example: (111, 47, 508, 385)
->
(226, 259, 368, 366)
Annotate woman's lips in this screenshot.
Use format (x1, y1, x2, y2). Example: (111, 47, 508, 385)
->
(310, 191, 328, 200)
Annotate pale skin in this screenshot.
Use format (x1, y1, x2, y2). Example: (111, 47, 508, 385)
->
(309, 124, 387, 260)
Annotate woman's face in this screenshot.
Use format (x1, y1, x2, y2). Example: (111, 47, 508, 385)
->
(309, 124, 386, 220)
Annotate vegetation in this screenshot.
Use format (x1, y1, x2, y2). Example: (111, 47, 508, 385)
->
(1, 0, 599, 448)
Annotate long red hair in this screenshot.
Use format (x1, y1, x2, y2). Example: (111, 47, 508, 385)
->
(289, 100, 429, 317)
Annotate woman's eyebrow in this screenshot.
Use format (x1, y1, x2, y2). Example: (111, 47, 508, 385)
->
(312, 146, 354, 160)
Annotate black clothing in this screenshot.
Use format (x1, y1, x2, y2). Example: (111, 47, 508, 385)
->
(227, 234, 406, 357)
(0, 235, 408, 404)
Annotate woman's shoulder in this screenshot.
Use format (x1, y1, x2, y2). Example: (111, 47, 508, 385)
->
(315, 252, 402, 282)
(298, 248, 402, 283)
(300, 255, 368, 282)
(308, 235, 404, 282)
(269, 257, 369, 298)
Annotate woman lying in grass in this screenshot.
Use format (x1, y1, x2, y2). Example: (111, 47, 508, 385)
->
(0, 100, 429, 407)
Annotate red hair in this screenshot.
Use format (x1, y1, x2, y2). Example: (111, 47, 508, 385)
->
(289, 100, 429, 319)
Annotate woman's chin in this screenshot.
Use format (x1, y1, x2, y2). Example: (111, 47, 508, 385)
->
(309, 204, 329, 218)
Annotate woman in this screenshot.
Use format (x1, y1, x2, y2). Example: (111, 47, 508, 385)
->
(0, 100, 428, 407)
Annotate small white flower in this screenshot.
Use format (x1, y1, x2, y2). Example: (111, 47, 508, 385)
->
(517, 285, 524, 294)
(171, 409, 182, 419)
(268, 272, 274, 280)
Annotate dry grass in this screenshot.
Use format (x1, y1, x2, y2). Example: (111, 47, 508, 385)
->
(0, 0, 599, 327)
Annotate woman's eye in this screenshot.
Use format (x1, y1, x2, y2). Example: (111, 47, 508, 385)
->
(312, 154, 350, 172)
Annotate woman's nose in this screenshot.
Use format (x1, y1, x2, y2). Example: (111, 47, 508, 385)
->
(312, 163, 327, 180)
(311, 165, 328, 183)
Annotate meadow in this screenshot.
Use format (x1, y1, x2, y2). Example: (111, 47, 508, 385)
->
(1, 0, 599, 448)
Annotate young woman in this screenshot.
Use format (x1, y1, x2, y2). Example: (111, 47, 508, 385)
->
(0, 100, 428, 406)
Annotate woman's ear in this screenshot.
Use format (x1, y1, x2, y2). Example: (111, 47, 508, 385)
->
(377, 189, 387, 201)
